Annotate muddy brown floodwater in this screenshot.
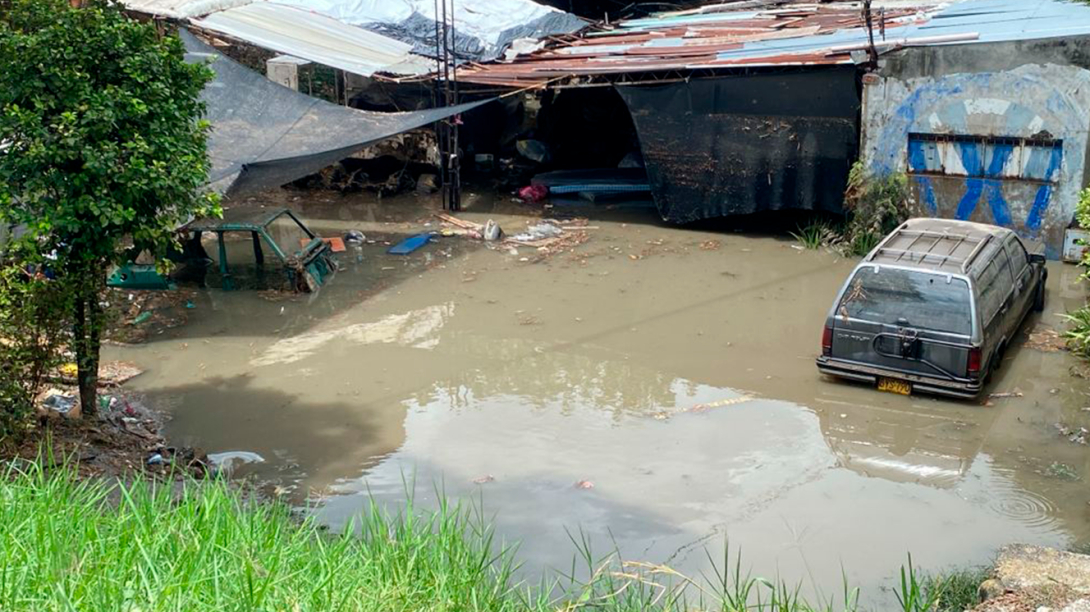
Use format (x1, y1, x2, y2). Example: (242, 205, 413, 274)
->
(108, 189, 1090, 606)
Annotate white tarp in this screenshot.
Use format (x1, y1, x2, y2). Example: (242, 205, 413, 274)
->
(125, 0, 582, 67)
(191, 3, 432, 76)
(259, 0, 586, 61)
(271, 0, 574, 47)
(123, 0, 251, 19)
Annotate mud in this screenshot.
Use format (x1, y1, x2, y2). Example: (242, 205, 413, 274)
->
(107, 188, 1090, 605)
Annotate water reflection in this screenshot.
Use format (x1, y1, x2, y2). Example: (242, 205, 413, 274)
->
(312, 363, 1066, 602)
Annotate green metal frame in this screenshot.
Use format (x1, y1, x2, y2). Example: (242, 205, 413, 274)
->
(185, 208, 331, 291)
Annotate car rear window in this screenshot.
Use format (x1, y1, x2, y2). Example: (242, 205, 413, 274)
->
(838, 266, 973, 336)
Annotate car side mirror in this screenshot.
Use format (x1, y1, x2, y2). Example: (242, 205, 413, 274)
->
(1029, 253, 1047, 265)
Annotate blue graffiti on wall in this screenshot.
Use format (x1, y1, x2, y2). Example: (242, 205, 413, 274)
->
(906, 133, 1062, 234)
(1027, 144, 1065, 231)
(869, 69, 1090, 257)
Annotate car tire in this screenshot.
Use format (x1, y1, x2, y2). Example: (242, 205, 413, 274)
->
(1033, 279, 1046, 313)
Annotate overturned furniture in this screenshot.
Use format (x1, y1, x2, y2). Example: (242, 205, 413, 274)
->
(183, 208, 335, 292)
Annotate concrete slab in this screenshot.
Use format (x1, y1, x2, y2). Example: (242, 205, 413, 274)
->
(997, 545, 1090, 594)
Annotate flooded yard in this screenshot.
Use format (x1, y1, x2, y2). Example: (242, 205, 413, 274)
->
(108, 189, 1090, 604)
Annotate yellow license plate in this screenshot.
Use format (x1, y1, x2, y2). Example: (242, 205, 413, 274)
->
(877, 377, 911, 395)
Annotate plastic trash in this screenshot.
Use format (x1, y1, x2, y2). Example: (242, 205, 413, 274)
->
(344, 230, 365, 245)
(147, 453, 166, 466)
(388, 233, 433, 255)
(512, 223, 563, 242)
(208, 451, 265, 474)
(42, 393, 77, 415)
(131, 311, 152, 325)
(518, 184, 549, 203)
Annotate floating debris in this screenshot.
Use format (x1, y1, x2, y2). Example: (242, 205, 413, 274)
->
(1056, 423, 1089, 445)
(690, 396, 754, 413)
(574, 480, 595, 490)
(1044, 461, 1081, 481)
(1026, 326, 1067, 353)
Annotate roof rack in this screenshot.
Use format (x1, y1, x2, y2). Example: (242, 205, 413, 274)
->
(868, 226, 993, 274)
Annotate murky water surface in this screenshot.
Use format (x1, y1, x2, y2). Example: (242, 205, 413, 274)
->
(110, 190, 1090, 603)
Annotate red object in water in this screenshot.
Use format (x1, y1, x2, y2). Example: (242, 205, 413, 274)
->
(519, 184, 549, 203)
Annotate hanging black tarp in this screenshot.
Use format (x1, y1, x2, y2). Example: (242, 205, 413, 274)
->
(616, 69, 860, 224)
(181, 30, 491, 196)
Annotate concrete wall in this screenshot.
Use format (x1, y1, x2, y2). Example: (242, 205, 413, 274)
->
(862, 38, 1090, 257)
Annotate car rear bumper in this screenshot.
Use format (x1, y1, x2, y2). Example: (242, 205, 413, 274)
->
(816, 357, 982, 399)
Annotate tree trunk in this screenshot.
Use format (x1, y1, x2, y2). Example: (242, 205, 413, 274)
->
(73, 274, 103, 417)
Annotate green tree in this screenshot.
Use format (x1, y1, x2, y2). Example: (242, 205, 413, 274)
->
(0, 0, 219, 416)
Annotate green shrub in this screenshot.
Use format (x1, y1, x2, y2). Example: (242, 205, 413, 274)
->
(1065, 307, 1090, 358)
(841, 162, 916, 256)
(0, 264, 69, 441)
(1067, 188, 1090, 358)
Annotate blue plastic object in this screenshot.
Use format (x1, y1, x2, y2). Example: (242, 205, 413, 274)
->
(387, 233, 433, 255)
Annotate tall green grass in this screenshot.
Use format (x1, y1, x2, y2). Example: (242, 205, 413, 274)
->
(0, 459, 970, 612)
(0, 460, 530, 612)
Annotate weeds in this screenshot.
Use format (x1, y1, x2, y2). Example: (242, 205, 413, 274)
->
(1064, 306, 1090, 357)
(926, 566, 989, 612)
(894, 555, 943, 612)
(841, 162, 916, 256)
(790, 220, 841, 250)
(1069, 188, 1090, 360)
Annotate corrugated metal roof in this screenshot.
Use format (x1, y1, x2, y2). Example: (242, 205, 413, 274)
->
(456, 0, 1090, 87)
(191, 3, 434, 76)
(908, 0, 1090, 43)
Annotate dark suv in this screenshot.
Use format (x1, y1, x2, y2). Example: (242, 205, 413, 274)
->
(816, 218, 1047, 399)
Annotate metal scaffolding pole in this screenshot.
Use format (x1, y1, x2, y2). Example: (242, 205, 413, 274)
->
(433, 0, 461, 211)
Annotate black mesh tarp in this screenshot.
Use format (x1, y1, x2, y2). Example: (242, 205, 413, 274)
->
(616, 69, 860, 224)
(182, 30, 491, 196)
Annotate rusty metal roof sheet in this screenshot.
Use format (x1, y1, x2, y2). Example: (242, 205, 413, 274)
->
(456, 0, 1090, 87)
(457, 0, 937, 85)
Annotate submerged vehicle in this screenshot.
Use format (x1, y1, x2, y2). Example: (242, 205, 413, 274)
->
(183, 208, 336, 292)
(817, 218, 1046, 399)
(108, 208, 336, 293)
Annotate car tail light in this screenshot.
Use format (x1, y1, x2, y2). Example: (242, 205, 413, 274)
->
(968, 347, 982, 377)
(822, 325, 833, 357)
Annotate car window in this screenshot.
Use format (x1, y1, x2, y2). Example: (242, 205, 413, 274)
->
(1004, 238, 1030, 283)
(976, 250, 1013, 324)
(838, 266, 973, 336)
